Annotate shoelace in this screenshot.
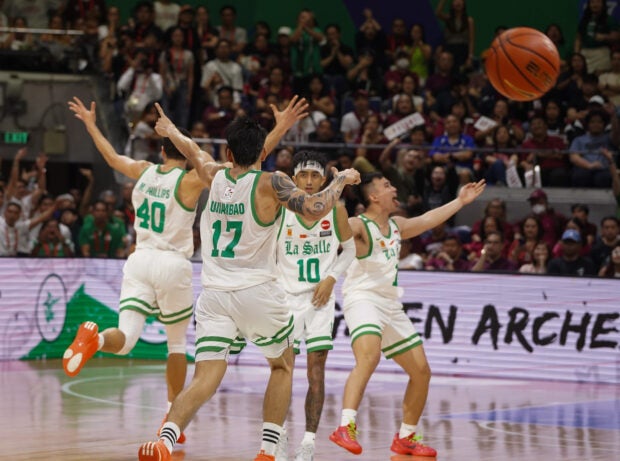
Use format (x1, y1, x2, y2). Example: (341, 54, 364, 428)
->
(346, 422, 358, 440)
(404, 433, 424, 445)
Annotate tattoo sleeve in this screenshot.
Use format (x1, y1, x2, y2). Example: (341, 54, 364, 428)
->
(271, 173, 346, 219)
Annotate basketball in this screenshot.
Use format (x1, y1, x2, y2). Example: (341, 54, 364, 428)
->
(485, 27, 560, 101)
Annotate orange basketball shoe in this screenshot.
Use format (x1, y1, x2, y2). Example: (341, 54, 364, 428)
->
(329, 422, 362, 455)
(253, 450, 275, 461)
(62, 321, 99, 377)
(390, 433, 437, 457)
(138, 440, 171, 461)
(157, 415, 186, 444)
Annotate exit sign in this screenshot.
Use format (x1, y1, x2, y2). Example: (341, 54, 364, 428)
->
(2, 131, 29, 144)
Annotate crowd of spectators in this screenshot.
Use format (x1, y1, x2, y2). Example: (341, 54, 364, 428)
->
(0, 0, 619, 277)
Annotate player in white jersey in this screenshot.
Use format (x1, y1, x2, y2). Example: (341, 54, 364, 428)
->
(138, 104, 360, 461)
(274, 151, 355, 461)
(62, 97, 220, 443)
(330, 172, 485, 458)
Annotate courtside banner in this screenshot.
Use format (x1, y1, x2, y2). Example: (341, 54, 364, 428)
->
(0, 259, 617, 384)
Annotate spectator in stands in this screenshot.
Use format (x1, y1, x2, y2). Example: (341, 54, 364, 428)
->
(571, 203, 597, 246)
(98, 6, 120, 42)
(63, 0, 106, 28)
(574, 0, 619, 74)
(391, 74, 424, 115)
(383, 50, 416, 101)
(355, 8, 387, 70)
(354, 113, 387, 173)
(217, 4, 247, 56)
(347, 48, 384, 96)
(474, 99, 525, 146)
(200, 39, 243, 107)
(29, 194, 68, 252)
(195, 5, 219, 63)
(556, 53, 588, 104)
(79, 200, 125, 258)
(466, 215, 503, 259)
(59, 208, 81, 254)
(305, 74, 336, 118)
(547, 229, 596, 276)
(590, 216, 620, 270)
(553, 218, 591, 259)
(406, 23, 432, 85)
(398, 237, 424, 270)
(154, 0, 180, 33)
(378, 140, 424, 215)
(0, 5, 9, 49)
(423, 165, 456, 213)
(429, 114, 475, 185)
(470, 198, 513, 243)
(420, 222, 450, 256)
(341, 89, 373, 143)
(435, 0, 475, 73)
(273, 26, 292, 74)
(600, 50, 620, 105)
(569, 109, 619, 188)
(0, 200, 57, 256)
(471, 230, 516, 272)
(320, 23, 354, 97)
(385, 94, 416, 126)
(117, 48, 164, 124)
(256, 66, 292, 111)
(545, 23, 568, 71)
(159, 26, 195, 129)
(3, 0, 58, 29)
(31, 218, 74, 257)
(508, 215, 543, 267)
(290, 8, 324, 94)
(308, 119, 343, 162)
(5, 148, 47, 221)
(424, 51, 455, 116)
(125, 102, 161, 163)
(542, 99, 567, 140)
(39, 14, 73, 65)
(565, 75, 603, 133)
(117, 181, 135, 230)
(481, 124, 518, 186)
(425, 234, 471, 271)
(598, 241, 620, 277)
(520, 188, 567, 248)
(131, 1, 163, 49)
(520, 115, 570, 187)
(203, 86, 244, 140)
(519, 241, 551, 274)
(6, 16, 34, 50)
(385, 17, 409, 65)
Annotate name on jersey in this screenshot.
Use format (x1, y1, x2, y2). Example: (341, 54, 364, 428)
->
(139, 183, 171, 199)
(285, 240, 331, 256)
(210, 200, 245, 215)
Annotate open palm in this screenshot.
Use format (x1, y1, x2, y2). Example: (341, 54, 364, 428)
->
(458, 180, 486, 205)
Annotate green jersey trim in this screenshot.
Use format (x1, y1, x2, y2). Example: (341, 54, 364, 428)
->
(250, 171, 280, 227)
(224, 167, 253, 184)
(173, 170, 197, 212)
(156, 165, 181, 175)
(295, 213, 320, 230)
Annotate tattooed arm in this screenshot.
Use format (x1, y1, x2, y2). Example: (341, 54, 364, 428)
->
(271, 167, 360, 220)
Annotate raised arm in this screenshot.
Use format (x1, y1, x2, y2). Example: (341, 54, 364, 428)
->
(5, 147, 27, 200)
(271, 167, 360, 221)
(153, 103, 221, 188)
(394, 180, 486, 239)
(68, 97, 150, 179)
(260, 95, 309, 161)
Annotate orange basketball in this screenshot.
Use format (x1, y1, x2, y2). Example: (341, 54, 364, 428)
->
(485, 27, 560, 101)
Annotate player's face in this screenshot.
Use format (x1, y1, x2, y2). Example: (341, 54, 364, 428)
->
(294, 169, 326, 194)
(372, 177, 399, 212)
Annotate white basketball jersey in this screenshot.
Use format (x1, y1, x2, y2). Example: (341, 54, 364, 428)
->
(201, 169, 281, 290)
(132, 165, 196, 258)
(342, 214, 401, 300)
(276, 207, 341, 295)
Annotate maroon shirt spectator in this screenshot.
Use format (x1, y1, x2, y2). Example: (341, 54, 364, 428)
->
(425, 234, 471, 271)
(470, 198, 514, 243)
(515, 189, 567, 249)
(521, 116, 570, 187)
(471, 231, 518, 272)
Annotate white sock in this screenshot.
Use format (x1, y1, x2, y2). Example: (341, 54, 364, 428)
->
(97, 334, 104, 350)
(159, 422, 180, 453)
(260, 422, 283, 456)
(399, 423, 417, 439)
(340, 409, 357, 427)
(301, 431, 315, 446)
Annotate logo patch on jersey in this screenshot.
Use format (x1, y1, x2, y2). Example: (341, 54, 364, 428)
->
(319, 230, 332, 237)
(379, 240, 386, 248)
(222, 186, 234, 202)
(320, 220, 330, 230)
(287, 228, 293, 237)
(299, 234, 308, 239)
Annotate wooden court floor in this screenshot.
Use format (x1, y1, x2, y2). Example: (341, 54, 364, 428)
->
(2, 358, 619, 461)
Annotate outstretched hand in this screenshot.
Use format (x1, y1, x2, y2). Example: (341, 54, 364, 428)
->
(458, 179, 486, 205)
(270, 95, 309, 131)
(154, 102, 175, 137)
(68, 97, 96, 125)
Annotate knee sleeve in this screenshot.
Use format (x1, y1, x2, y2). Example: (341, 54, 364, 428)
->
(117, 309, 147, 355)
(165, 317, 191, 355)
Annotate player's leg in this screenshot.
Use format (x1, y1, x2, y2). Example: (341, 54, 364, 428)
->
(330, 297, 384, 455)
(163, 318, 191, 402)
(385, 309, 436, 457)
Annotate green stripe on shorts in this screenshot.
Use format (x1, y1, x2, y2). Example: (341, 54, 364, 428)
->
(350, 323, 382, 343)
(254, 316, 294, 346)
(119, 305, 154, 317)
(158, 306, 193, 324)
(306, 335, 333, 353)
(383, 333, 423, 359)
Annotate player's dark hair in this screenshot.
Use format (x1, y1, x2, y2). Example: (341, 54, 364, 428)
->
(162, 127, 191, 161)
(224, 117, 267, 167)
(292, 150, 328, 172)
(359, 172, 384, 207)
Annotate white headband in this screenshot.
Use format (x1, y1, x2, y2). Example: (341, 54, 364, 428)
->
(294, 160, 325, 176)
